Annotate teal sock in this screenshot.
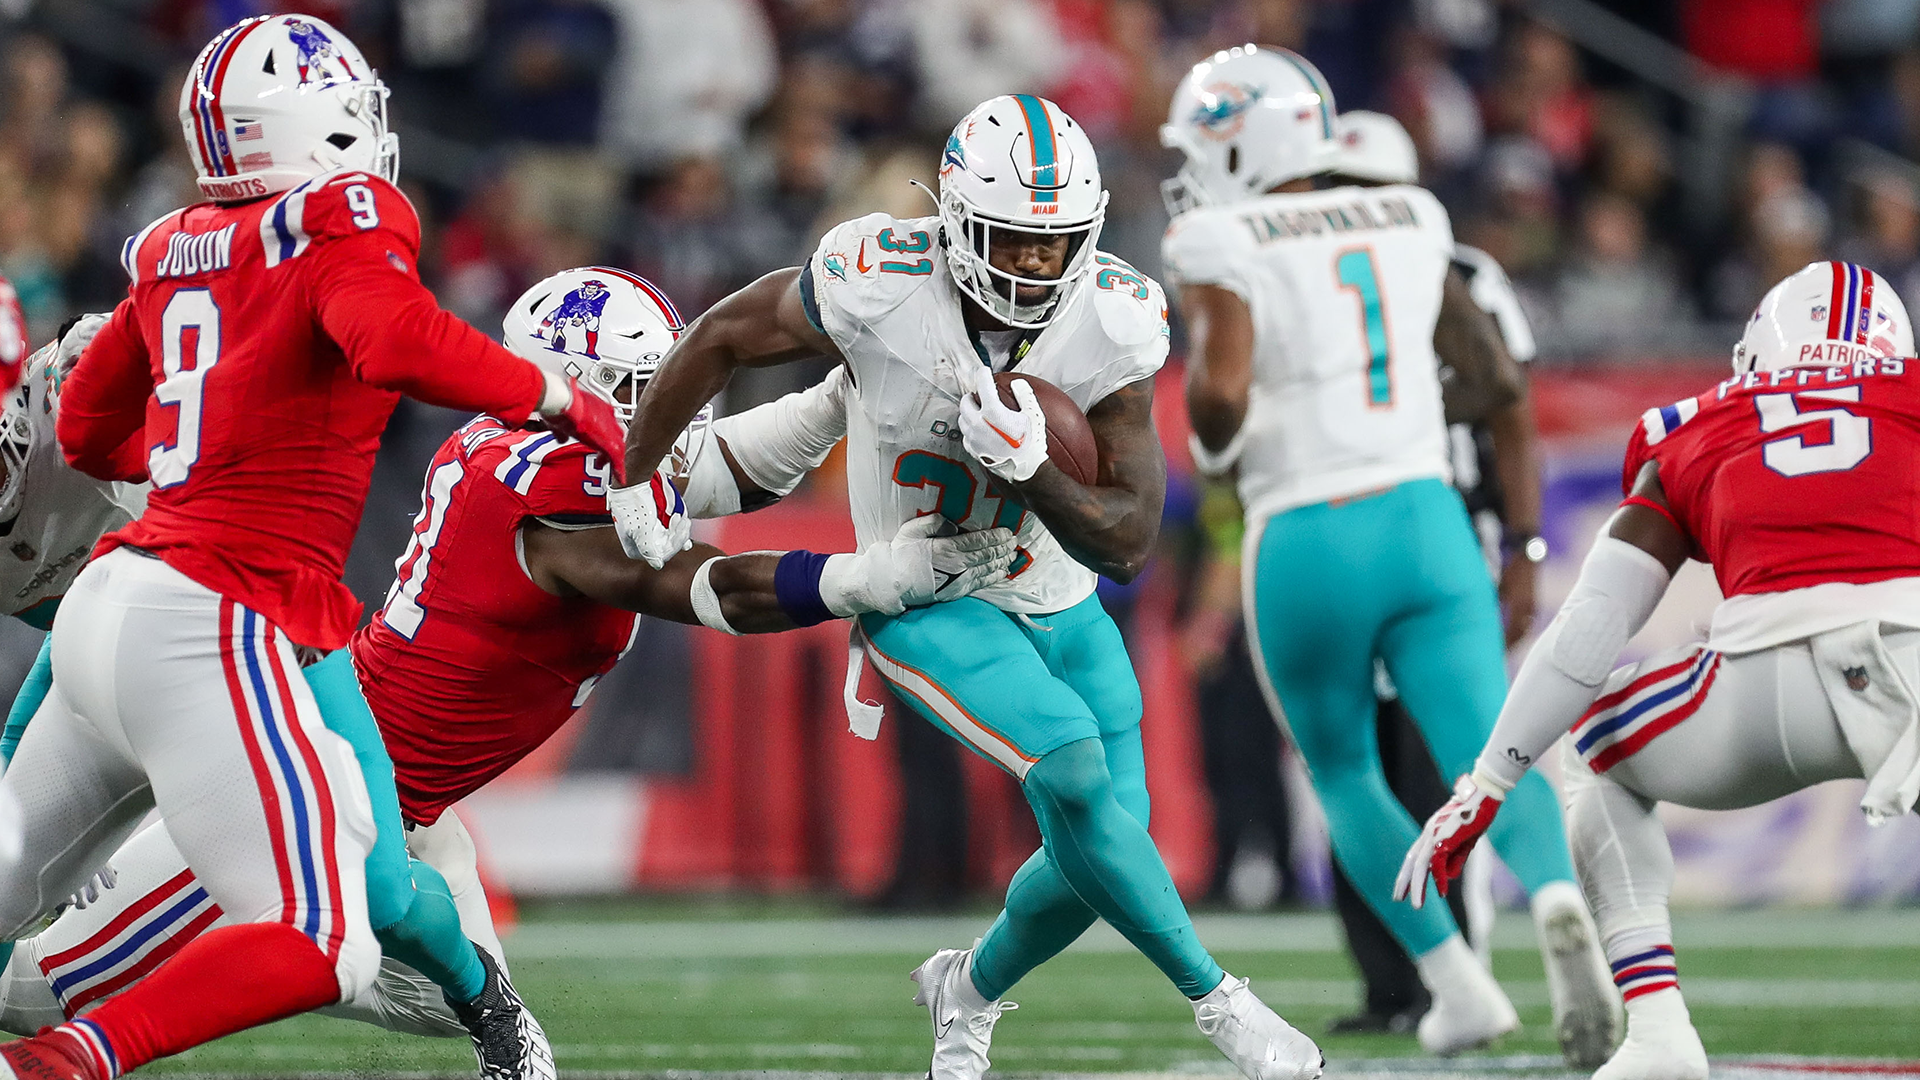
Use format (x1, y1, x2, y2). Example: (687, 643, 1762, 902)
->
(1017, 738, 1223, 997)
(970, 848, 1097, 1001)
(1488, 769, 1578, 891)
(375, 860, 487, 1003)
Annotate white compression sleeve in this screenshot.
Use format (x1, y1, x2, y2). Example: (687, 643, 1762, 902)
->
(680, 426, 741, 518)
(1475, 535, 1672, 792)
(689, 557, 741, 635)
(713, 365, 850, 499)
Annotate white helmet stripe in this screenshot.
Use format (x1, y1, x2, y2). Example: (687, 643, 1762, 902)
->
(1276, 51, 1335, 140)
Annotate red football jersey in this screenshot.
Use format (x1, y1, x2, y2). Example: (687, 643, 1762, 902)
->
(351, 416, 638, 825)
(57, 172, 547, 649)
(1623, 357, 1920, 597)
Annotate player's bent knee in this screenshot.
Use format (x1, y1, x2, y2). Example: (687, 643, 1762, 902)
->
(332, 918, 383, 1003)
(1025, 738, 1114, 817)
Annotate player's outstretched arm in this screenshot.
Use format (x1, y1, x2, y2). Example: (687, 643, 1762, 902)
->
(624, 268, 842, 488)
(1434, 267, 1523, 425)
(1395, 461, 1688, 906)
(520, 517, 1016, 631)
(1003, 377, 1167, 584)
(1179, 283, 1255, 474)
(681, 366, 850, 518)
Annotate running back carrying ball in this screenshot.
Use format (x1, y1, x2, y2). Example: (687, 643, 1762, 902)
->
(993, 372, 1099, 486)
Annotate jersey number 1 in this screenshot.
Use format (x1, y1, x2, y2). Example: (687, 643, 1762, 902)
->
(1336, 249, 1393, 408)
(149, 289, 221, 489)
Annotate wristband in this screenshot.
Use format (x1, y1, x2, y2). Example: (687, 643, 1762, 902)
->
(690, 557, 741, 635)
(774, 549, 837, 627)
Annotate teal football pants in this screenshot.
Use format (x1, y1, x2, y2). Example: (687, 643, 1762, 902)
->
(862, 594, 1224, 999)
(0, 638, 484, 1003)
(1247, 479, 1576, 957)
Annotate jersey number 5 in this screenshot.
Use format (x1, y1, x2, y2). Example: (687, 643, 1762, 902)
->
(1335, 249, 1393, 408)
(149, 288, 221, 489)
(1756, 386, 1873, 477)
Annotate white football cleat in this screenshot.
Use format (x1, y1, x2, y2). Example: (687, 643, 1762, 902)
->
(1192, 974, 1323, 1080)
(911, 948, 1016, 1080)
(1534, 884, 1622, 1068)
(1595, 988, 1708, 1080)
(1416, 938, 1519, 1056)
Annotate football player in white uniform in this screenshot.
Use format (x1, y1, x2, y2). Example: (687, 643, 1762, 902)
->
(614, 95, 1323, 1080)
(1161, 47, 1615, 1064)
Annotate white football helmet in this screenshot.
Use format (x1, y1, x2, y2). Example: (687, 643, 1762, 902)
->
(505, 266, 695, 429)
(180, 15, 398, 202)
(0, 365, 35, 522)
(1332, 110, 1418, 185)
(1732, 260, 1914, 375)
(937, 95, 1108, 329)
(1161, 44, 1338, 216)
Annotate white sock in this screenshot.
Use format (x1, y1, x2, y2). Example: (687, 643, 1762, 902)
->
(956, 952, 993, 1011)
(1414, 934, 1484, 1001)
(1623, 985, 1690, 1029)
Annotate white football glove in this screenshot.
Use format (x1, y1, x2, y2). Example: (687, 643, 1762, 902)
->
(67, 864, 118, 910)
(54, 313, 110, 382)
(958, 365, 1049, 483)
(819, 516, 1017, 616)
(1393, 771, 1507, 910)
(609, 469, 691, 569)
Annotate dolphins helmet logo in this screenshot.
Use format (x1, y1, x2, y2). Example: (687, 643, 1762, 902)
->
(534, 280, 612, 360)
(284, 18, 355, 87)
(1191, 82, 1263, 141)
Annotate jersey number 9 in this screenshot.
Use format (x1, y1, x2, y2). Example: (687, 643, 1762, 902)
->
(149, 289, 221, 489)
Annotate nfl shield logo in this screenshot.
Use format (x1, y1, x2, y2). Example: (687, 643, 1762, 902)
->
(1811, 304, 1827, 322)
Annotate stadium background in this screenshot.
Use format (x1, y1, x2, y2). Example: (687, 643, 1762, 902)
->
(2, 0, 1919, 927)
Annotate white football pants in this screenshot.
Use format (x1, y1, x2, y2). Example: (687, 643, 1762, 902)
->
(0, 811, 497, 1038)
(0, 549, 379, 1003)
(1562, 632, 1886, 958)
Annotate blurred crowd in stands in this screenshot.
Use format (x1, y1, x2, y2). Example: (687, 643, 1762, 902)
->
(8, 0, 1920, 368)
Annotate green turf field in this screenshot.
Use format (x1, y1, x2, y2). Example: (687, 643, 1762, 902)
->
(139, 904, 1920, 1077)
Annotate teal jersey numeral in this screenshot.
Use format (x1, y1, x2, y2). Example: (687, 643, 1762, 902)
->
(892, 450, 1026, 531)
(1335, 249, 1393, 407)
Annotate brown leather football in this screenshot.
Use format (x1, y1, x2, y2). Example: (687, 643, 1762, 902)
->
(993, 371, 1098, 486)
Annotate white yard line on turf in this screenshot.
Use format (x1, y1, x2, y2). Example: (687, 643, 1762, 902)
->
(503, 909, 1920, 960)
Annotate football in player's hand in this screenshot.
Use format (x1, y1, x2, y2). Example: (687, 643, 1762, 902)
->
(994, 372, 1098, 487)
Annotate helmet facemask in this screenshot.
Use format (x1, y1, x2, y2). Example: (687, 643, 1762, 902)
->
(939, 184, 1107, 329)
(0, 384, 35, 523)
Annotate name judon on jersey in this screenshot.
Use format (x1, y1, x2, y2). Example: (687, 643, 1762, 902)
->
(1162, 184, 1456, 521)
(1, 342, 147, 627)
(808, 212, 1168, 614)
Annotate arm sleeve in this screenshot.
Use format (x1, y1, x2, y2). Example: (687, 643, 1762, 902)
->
(710, 366, 849, 498)
(57, 300, 155, 482)
(1473, 536, 1672, 791)
(307, 231, 545, 423)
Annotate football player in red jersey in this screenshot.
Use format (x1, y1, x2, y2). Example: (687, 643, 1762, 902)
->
(0, 17, 638, 1080)
(0, 275, 24, 395)
(0, 267, 1015, 1056)
(1396, 261, 1920, 1080)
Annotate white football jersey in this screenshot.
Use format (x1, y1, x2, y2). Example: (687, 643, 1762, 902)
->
(1163, 183, 1456, 520)
(807, 212, 1168, 614)
(0, 342, 147, 627)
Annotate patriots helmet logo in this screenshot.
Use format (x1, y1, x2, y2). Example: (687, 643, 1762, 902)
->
(284, 18, 351, 87)
(1191, 82, 1263, 141)
(535, 280, 612, 360)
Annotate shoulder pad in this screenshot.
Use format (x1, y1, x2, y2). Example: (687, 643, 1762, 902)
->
(811, 212, 940, 325)
(120, 209, 184, 284)
(1160, 209, 1254, 289)
(262, 171, 421, 269)
(1087, 253, 1168, 348)
(1391, 184, 1454, 245)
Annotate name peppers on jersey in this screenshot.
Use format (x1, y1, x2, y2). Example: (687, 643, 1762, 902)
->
(1626, 357, 1920, 604)
(803, 212, 1166, 615)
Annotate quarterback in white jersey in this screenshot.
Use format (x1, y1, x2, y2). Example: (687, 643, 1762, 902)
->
(1162, 48, 1614, 1066)
(619, 95, 1323, 1080)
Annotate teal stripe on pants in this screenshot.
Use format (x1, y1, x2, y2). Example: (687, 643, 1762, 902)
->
(1247, 478, 1575, 957)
